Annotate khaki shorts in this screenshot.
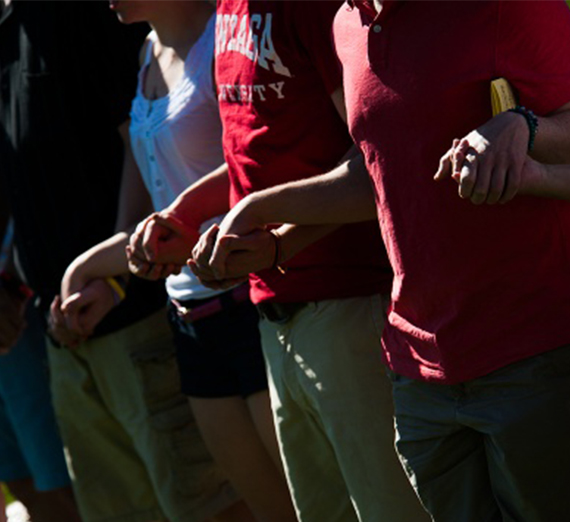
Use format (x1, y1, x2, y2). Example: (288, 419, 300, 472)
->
(47, 308, 238, 522)
(259, 294, 429, 522)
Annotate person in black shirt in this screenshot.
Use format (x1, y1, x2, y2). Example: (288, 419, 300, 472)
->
(0, 2, 242, 521)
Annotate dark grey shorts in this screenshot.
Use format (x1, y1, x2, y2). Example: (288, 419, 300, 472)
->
(389, 344, 570, 522)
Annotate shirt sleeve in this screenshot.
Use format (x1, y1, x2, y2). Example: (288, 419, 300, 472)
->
(293, 0, 345, 94)
(497, 0, 570, 115)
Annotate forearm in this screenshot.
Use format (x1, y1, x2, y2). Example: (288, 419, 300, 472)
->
(521, 162, 570, 200)
(68, 232, 130, 282)
(236, 153, 376, 229)
(165, 163, 231, 227)
(533, 104, 570, 164)
(275, 223, 340, 263)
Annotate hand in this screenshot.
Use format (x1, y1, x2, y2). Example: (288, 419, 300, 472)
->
(59, 279, 116, 339)
(126, 213, 194, 279)
(435, 111, 530, 204)
(189, 224, 271, 289)
(203, 197, 268, 280)
(0, 287, 28, 354)
(48, 295, 86, 349)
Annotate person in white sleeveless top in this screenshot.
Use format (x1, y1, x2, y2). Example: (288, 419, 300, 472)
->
(51, 2, 296, 522)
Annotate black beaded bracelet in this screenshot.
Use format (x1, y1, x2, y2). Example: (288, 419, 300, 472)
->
(508, 105, 539, 151)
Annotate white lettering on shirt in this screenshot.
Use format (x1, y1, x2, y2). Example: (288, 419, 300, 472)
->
(216, 13, 292, 78)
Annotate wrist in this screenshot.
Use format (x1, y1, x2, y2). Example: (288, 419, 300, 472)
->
(507, 105, 539, 151)
(268, 228, 287, 274)
(105, 275, 128, 306)
(165, 190, 215, 232)
(519, 159, 548, 197)
(237, 193, 269, 229)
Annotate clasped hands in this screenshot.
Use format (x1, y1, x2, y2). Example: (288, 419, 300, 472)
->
(435, 110, 543, 204)
(126, 203, 276, 289)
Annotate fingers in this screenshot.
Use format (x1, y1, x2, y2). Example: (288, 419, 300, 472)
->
(142, 217, 164, 262)
(191, 224, 219, 279)
(128, 214, 155, 262)
(60, 292, 85, 335)
(48, 295, 84, 348)
(61, 280, 116, 338)
(210, 234, 241, 279)
(498, 167, 520, 204)
(126, 245, 152, 277)
(467, 154, 493, 205)
(451, 139, 468, 182)
(455, 146, 516, 205)
(188, 258, 247, 290)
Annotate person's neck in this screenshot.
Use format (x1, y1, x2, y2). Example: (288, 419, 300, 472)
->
(149, 1, 214, 58)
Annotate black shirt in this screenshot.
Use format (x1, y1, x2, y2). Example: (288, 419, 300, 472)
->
(0, 0, 166, 336)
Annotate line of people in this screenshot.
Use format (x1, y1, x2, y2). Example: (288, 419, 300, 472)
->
(1, 1, 570, 522)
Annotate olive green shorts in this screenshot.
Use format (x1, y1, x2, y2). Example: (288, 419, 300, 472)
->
(47, 308, 238, 522)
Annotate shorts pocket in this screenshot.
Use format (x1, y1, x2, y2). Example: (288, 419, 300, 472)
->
(131, 346, 183, 414)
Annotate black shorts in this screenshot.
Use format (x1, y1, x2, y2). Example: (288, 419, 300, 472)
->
(168, 288, 268, 399)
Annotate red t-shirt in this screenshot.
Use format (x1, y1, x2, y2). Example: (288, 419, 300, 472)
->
(334, 0, 570, 383)
(216, 0, 391, 304)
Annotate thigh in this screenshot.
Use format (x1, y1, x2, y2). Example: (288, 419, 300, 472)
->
(391, 374, 502, 522)
(470, 345, 570, 522)
(0, 392, 30, 484)
(47, 336, 164, 522)
(291, 295, 428, 522)
(260, 317, 358, 522)
(190, 393, 296, 522)
(1, 314, 70, 491)
(89, 309, 238, 522)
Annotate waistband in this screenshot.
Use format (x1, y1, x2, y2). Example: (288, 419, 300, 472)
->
(170, 285, 250, 323)
(256, 301, 308, 325)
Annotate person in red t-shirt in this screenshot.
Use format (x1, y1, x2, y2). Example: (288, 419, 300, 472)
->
(195, 1, 570, 521)
(126, 1, 429, 522)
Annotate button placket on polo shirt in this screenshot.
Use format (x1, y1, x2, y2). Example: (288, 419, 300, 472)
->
(367, 4, 395, 70)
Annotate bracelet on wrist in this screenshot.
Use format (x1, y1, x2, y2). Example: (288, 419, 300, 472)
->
(268, 229, 287, 275)
(105, 276, 127, 306)
(507, 105, 539, 151)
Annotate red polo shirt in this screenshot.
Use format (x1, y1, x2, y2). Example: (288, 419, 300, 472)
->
(334, 0, 570, 383)
(216, 0, 392, 304)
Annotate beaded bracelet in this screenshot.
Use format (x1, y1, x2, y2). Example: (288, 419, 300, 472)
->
(508, 105, 539, 151)
(268, 229, 287, 275)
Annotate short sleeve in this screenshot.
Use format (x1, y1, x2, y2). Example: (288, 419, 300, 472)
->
(293, 0, 345, 94)
(497, 0, 570, 115)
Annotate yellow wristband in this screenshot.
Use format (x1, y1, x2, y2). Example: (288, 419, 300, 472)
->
(105, 277, 126, 303)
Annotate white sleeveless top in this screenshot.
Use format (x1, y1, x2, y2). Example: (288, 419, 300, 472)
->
(130, 16, 225, 301)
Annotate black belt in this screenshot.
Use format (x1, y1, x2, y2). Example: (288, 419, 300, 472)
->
(257, 301, 307, 324)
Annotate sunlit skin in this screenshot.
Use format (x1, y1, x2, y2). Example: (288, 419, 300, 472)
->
(47, 3, 298, 521)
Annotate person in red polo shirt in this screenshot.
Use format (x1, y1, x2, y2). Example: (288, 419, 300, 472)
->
(126, 1, 428, 522)
(194, 1, 570, 521)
